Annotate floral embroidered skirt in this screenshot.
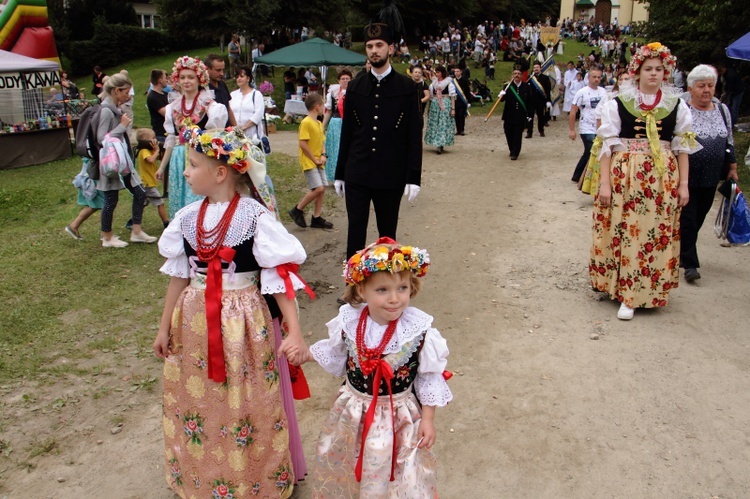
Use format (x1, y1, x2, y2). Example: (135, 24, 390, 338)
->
(312, 382, 437, 498)
(325, 117, 342, 182)
(168, 144, 204, 219)
(162, 284, 294, 498)
(424, 97, 455, 148)
(590, 139, 681, 309)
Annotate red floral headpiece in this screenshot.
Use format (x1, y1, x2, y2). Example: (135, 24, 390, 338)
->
(628, 42, 677, 81)
(344, 237, 430, 285)
(171, 56, 210, 88)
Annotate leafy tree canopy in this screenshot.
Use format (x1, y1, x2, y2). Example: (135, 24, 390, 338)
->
(642, 0, 750, 70)
(49, 0, 137, 42)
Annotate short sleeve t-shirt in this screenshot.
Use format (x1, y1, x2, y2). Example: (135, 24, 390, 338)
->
(137, 148, 159, 188)
(572, 85, 608, 134)
(298, 115, 324, 171)
(146, 90, 169, 138)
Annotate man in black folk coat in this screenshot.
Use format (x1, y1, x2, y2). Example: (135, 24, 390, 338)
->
(452, 66, 472, 135)
(526, 61, 552, 138)
(335, 22, 423, 258)
(499, 67, 530, 160)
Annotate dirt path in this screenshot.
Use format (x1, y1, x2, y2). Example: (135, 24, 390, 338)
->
(2, 114, 750, 498)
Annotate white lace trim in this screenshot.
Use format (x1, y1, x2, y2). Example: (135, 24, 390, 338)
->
(178, 197, 268, 251)
(310, 337, 347, 377)
(689, 105, 729, 140)
(414, 373, 453, 407)
(338, 305, 434, 353)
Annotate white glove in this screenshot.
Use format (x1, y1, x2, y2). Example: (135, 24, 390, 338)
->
(403, 184, 421, 202)
(546, 102, 552, 109)
(334, 180, 345, 197)
(498, 90, 506, 98)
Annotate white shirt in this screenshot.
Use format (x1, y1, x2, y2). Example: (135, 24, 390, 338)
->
(229, 88, 265, 138)
(572, 85, 608, 134)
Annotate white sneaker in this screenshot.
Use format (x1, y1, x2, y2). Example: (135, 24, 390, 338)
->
(102, 236, 129, 248)
(617, 302, 634, 320)
(130, 231, 158, 243)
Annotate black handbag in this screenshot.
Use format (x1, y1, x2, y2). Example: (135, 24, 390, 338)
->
(718, 103, 736, 180)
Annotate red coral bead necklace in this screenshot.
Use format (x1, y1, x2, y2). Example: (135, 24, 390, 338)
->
(195, 192, 240, 262)
(356, 306, 398, 375)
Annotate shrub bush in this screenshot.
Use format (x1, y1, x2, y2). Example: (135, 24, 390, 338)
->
(63, 21, 213, 76)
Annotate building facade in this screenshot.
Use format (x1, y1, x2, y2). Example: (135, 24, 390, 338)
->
(559, 0, 649, 25)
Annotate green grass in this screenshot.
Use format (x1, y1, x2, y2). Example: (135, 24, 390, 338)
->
(0, 148, 328, 384)
(733, 131, 750, 193)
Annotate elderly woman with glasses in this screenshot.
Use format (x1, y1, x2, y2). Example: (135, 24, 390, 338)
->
(679, 64, 739, 283)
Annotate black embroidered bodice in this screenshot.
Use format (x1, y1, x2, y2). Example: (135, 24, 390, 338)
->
(345, 333, 425, 396)
(183, 236, 260, 273)
(616, 97, 679, 141)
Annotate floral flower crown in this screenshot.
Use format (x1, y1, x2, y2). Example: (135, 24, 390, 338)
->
(628, 42, 677, 81)
(344, 237, 430, 285)
(171, 56, 210, 88)
(184, 125, 254, 174)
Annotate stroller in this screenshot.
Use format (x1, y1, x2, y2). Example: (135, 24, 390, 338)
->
(471, 79, 493, 106)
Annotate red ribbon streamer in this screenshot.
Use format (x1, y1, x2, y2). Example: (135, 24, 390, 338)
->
(204, 246, 236, 383)
(355, 359, 397, 482)
(288, 363, 311, 400)
(276, 263, 316, 301)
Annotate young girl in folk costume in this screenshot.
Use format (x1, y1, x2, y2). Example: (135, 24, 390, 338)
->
(153, 126, 313, 498)
(294, 237, 453, 497)
(590, 42, 700, 320)
(157, 56, 228, 219)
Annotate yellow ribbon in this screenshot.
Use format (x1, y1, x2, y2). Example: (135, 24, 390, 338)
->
(676, 131, 698, 150)
(642, 109, 665, 176)
(581, 137, 604, 196)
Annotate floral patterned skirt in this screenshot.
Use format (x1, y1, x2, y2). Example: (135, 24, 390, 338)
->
(424, 97, 455, 148)
(162, 284, 294, 498)
(590, 140, 681, 309)
(168, 144, 204, 219)
(312, 382, 437, 498)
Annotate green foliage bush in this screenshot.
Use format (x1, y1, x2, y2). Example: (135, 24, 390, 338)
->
(63, 21, 213, 76)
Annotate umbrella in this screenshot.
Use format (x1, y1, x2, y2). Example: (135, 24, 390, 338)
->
(253, 38, 366, 67)
(726, 31, 750, 61)
(253, 38, 366, 93)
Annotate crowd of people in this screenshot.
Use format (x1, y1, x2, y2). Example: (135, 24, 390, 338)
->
(56, 8, 748, 497)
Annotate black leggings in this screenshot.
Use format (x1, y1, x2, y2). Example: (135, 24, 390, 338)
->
(101, 175, 147, 232)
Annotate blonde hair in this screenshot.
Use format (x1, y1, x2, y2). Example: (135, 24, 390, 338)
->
(135, 128, 155, 141)
(102, 72, 132, 96)
(342, 270, 422, 305)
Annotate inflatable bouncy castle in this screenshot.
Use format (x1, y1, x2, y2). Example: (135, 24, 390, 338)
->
(0, 0, 60, 63)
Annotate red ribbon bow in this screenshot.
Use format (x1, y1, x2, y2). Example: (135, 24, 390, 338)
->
(205, 246, 236, 383)
(355, 358, 397, 482)
(276, 263, 316, 301)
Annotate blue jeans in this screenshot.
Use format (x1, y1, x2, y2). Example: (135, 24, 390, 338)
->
(572, 133, 595, 181)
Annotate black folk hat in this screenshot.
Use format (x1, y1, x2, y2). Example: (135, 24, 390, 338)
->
(364, 0, 405, 45)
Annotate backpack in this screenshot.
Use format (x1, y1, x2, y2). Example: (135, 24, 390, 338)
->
(76, 104, 103, 160)
(99, 133, 134, 179)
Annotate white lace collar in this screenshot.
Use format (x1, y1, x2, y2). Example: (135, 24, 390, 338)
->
(339, 304, 433, 354)
(177, 196, 269, 250)
(617, 82, 682, 112)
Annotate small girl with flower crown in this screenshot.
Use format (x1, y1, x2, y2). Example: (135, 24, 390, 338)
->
(153, 126, 312, 498)
(292, 236, 453, 497)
